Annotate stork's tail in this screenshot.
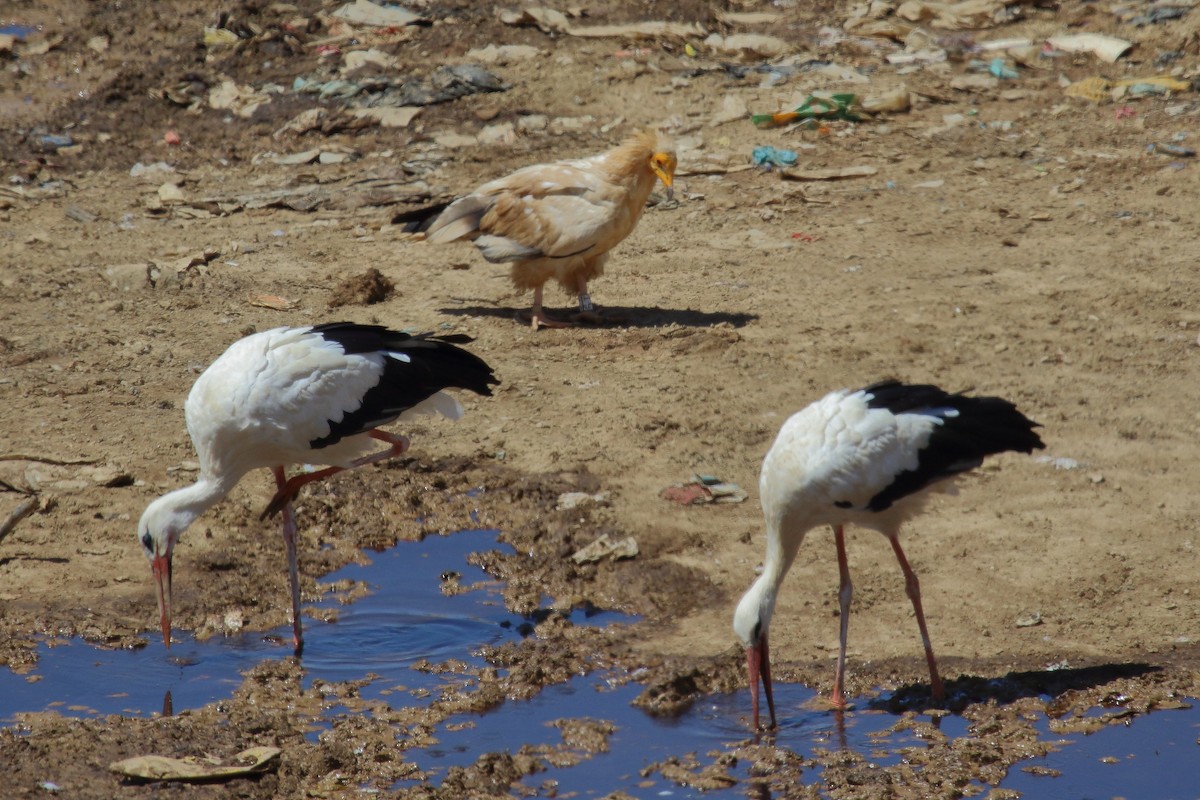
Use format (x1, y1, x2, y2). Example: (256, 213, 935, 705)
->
(860, 380, 1045, 511)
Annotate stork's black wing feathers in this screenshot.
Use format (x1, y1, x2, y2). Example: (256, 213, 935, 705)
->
(860, 380, 1045, 512)
(308, 322, 498, 449)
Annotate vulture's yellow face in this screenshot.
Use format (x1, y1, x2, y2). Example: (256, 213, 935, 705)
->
(649, 151, 677, 189)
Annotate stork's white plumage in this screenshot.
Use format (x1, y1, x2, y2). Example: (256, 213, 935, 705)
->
(137, 322, 498, 652)
(733, 380, 1044, 729)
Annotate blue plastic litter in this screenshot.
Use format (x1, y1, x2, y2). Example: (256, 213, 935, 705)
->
(989, 58, 1018, 80)
(37, 134, 75, 151)
(751, 145, 798, 169)
(0, 23, 38, 40)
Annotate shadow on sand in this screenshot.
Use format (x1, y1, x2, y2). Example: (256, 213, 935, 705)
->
(872, 662, 1160, 713)
(439, 302, 758, 329)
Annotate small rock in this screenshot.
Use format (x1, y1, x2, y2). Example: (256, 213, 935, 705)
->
(342, 47, 395, 72)
(317, 150, 351, 165)
(517, 114, 548, 133)
(433, 132, 478, 149)
(556, 491, 610, 511)
(129, 161, 175, 180)
(950, 74, 999, 92)
(571, 534, 638, 564)
(223, 609, 245, 632)
(102, 263, 152, 291)
(86, 466, 135, 488)
(478, 122, 516, 146)
(65, 206, 98, 224)
(703, 32, 789, 59)
(350, 106, 422, 128)
(273, 149, 320, 166)
(709, 94, 748, 127)
(157, 183, 185, 204)
(549, 116, 594, 134)
(466, 44, 541, 65)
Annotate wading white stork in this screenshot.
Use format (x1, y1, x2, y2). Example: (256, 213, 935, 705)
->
(137, 322, 498, 653)
(732, 380, 1044, 728)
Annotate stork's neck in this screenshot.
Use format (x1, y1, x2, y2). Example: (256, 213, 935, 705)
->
(762, 518, 804, 591)
(155, 474, 236, 531)
(740, 519, 807, 641)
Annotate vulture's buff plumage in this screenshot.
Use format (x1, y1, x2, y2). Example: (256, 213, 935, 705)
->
(425, 130, 677, 329)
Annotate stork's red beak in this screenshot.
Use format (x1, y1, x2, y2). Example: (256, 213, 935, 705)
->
(747, 637, 777, 730)
(151, 550, 173, 649)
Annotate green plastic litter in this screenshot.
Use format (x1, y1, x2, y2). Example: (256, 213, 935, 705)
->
(751, 93, 861, 129)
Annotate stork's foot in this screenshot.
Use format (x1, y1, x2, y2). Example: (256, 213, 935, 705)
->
(826, 694, 852, 711)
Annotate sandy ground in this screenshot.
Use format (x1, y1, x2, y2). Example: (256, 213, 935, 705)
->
(2, 0, 1200, 796)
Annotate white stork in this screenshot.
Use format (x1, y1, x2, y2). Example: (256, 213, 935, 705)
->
(137, 322, 498, 652)
(732, 380, 1044, 729)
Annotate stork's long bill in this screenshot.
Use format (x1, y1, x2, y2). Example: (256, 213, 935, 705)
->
(151, 549, 172, 648)
(747, 637, 777, 730)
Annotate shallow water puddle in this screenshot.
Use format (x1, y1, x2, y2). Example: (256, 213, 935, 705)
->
(2, 530, 1198, 797)
(406, 679, 969, 797)
(999, 703, 1200, 798)
(0, 528, 540, 721)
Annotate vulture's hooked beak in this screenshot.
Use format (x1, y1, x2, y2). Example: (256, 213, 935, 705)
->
(151, 549, 173, 648)
(651, 153, 676, 201)
(747, 636, 777, 731)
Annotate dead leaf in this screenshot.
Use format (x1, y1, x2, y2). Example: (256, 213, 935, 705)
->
(781, 165, 878, 181)
(1047, 33, 1132, 64)
(716, 11, 782, 25)
(502, 9, 704, 39)
(350, 106, 422, 128)
(332, 0, 426, 27)
(247, 293, 297, 311)
(109, 746, 281, 783)
(567, 21, 706, 39)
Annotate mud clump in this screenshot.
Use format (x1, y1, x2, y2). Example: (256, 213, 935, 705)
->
(328, 268, 395, 308)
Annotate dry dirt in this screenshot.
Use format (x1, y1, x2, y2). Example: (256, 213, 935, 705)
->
(2, 0, 1200, 796)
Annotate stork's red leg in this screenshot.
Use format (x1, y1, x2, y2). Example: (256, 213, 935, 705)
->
(831, 524, 853, 709)
(889, 535, 945, 701)
(273, 466, 304, 653)
(261, 430, 410, 519)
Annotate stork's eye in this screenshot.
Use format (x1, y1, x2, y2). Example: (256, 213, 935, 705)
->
(752, 620, 762, 642)
(141, 532, 153, 552)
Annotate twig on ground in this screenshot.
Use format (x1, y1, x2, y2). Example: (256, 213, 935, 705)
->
(0, 496, 39, 543)
(0, 454, 100, 466)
